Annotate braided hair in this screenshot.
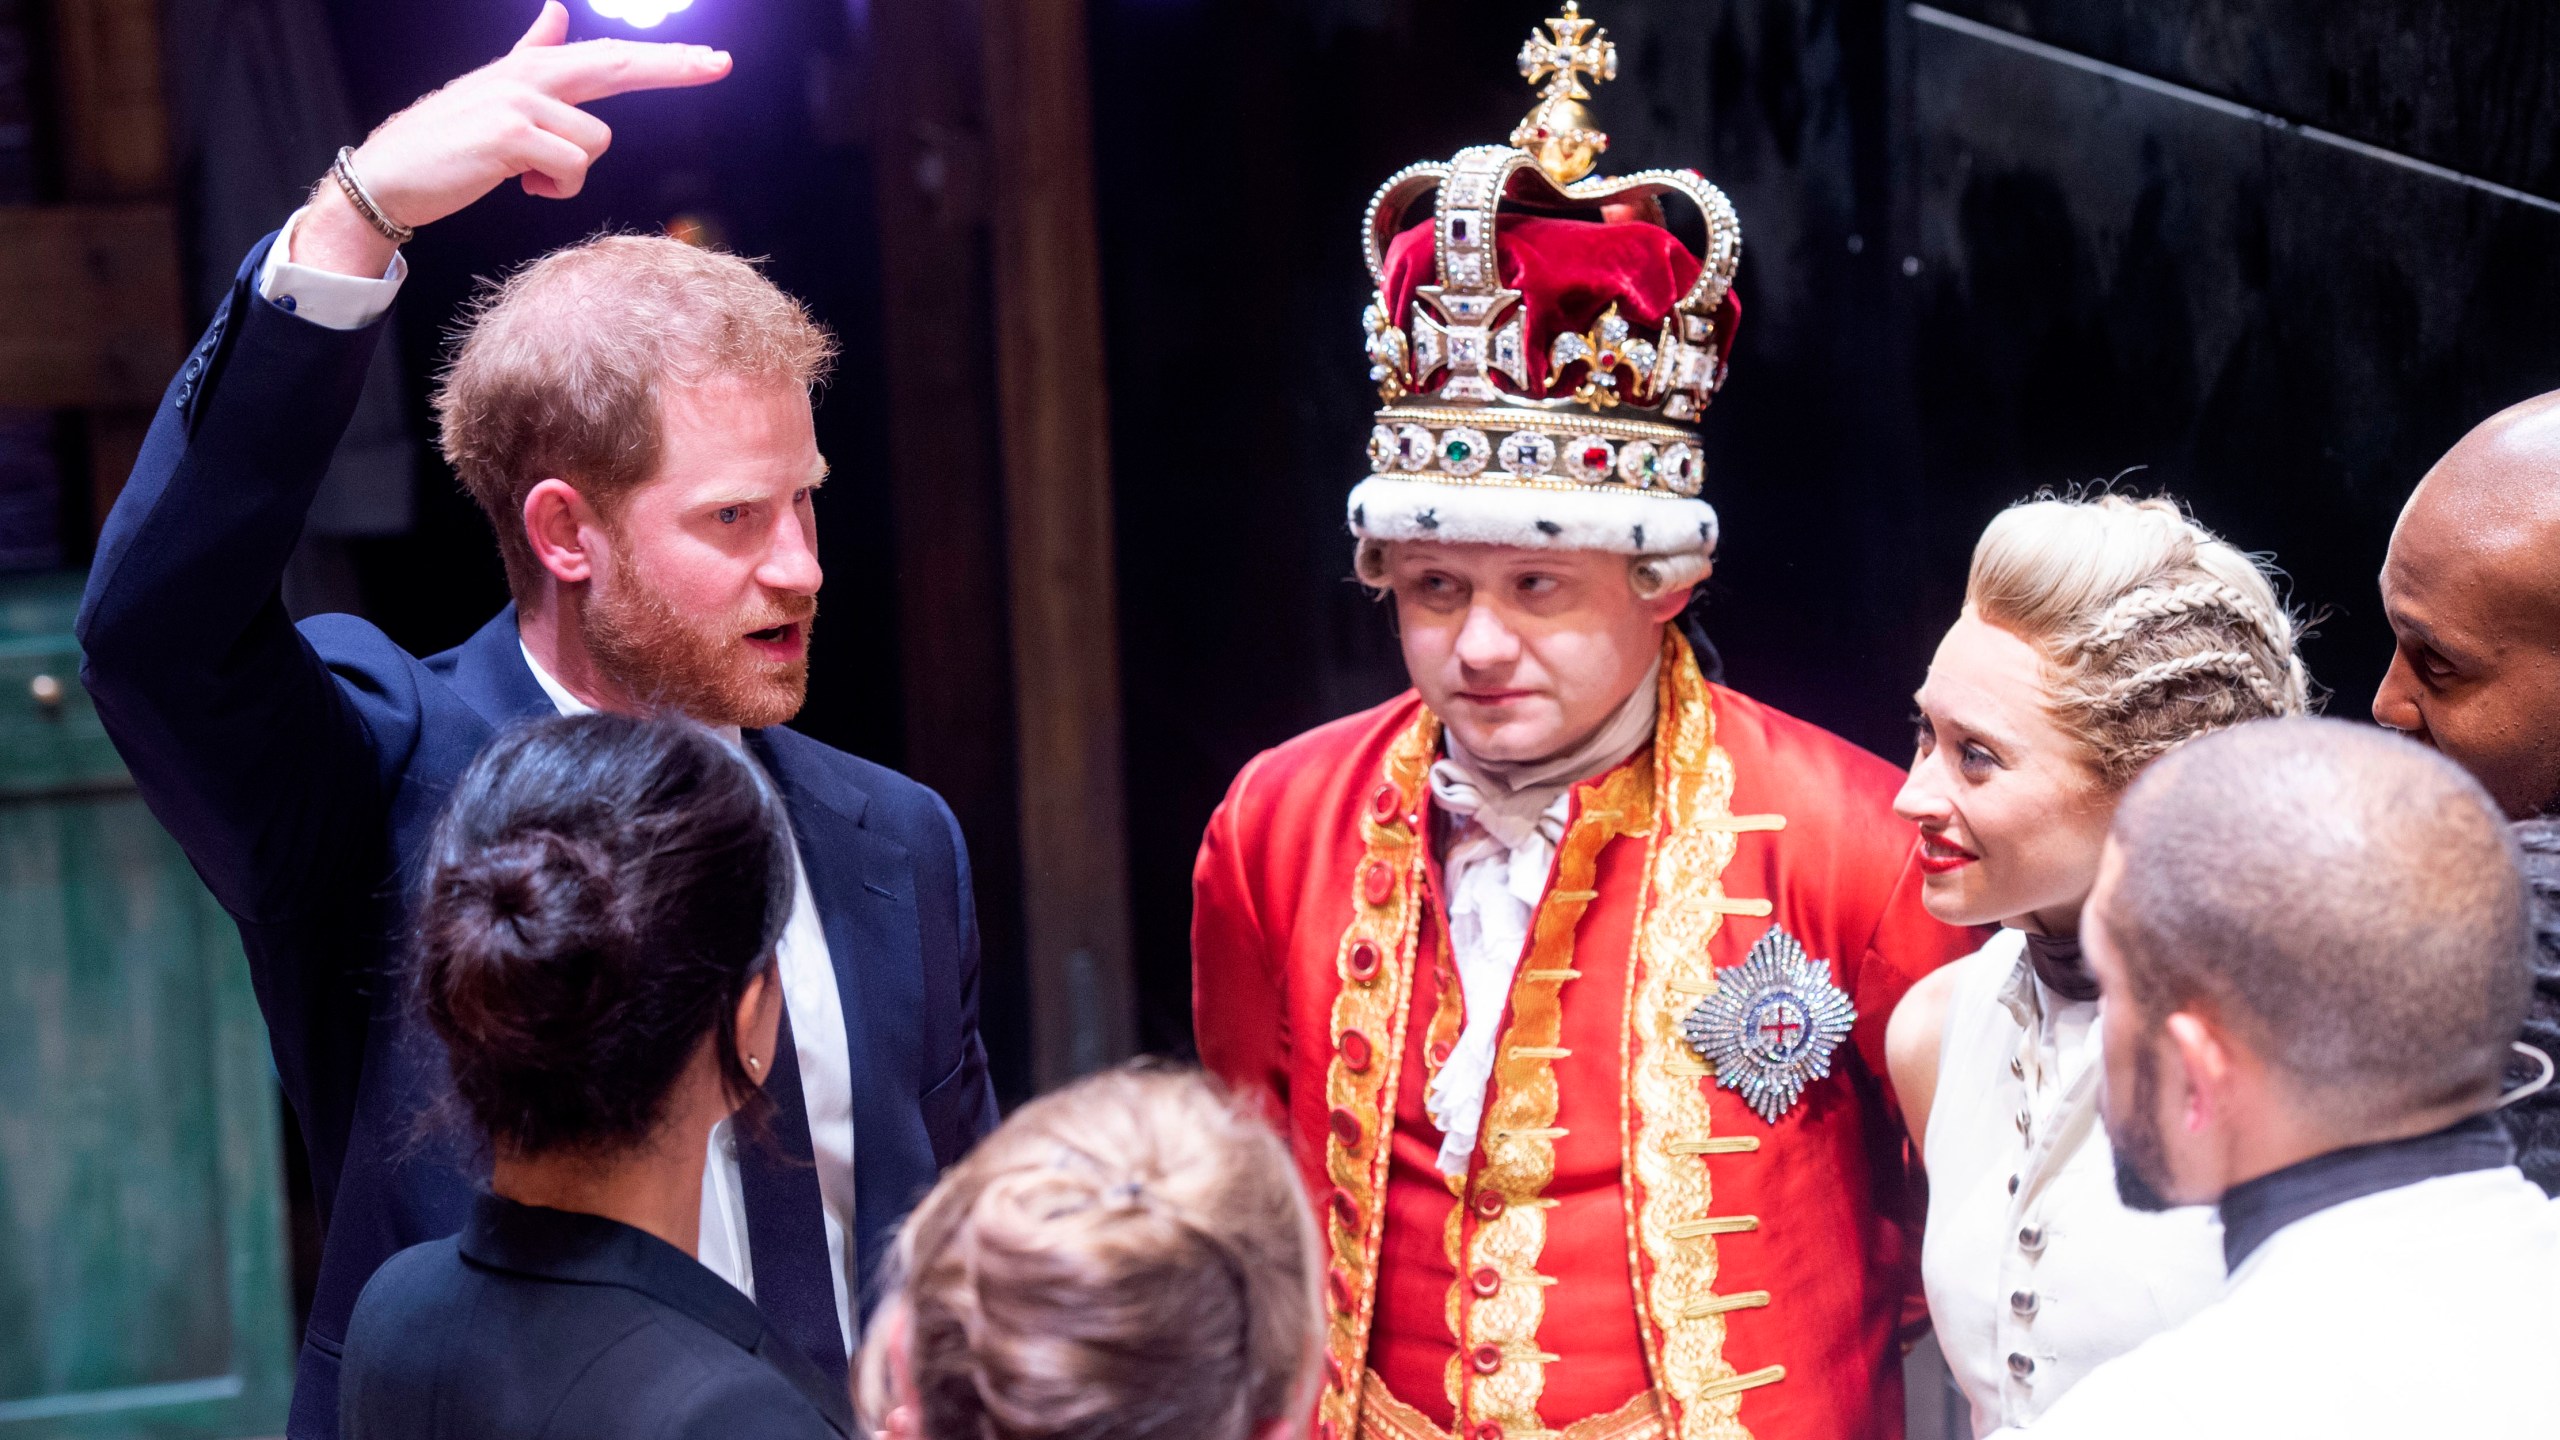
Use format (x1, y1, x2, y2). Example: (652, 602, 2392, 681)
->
(1968, 494, 2312, 787)
(856, 1067, 1321, 1440)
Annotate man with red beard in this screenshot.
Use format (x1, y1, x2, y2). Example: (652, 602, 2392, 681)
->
(1192, 10, 1975, 1440)
(75, 10, 995, 1440)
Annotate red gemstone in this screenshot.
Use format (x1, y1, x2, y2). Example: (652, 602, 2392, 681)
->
(1469, 1266, 1502, 1298)
(1348, 940, 1383, 983)
(1597, 350, 1618, 367)
(1473, 1189, 1506, 1220)
(1329, 1106, 1364, 1149)
(1470, 1343, 1504, 1375)
(1370, 783, 1404, 824)
(1330, 1187, 1360, 1230)
(1327, 1266, 1355, 1314)
(1340, 1029, 1374, 1073)
(1581, 445, 1610, 470)
(1361, 859, 1396, 905)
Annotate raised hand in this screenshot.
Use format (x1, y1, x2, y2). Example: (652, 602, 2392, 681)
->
(293, 2, 731, 279)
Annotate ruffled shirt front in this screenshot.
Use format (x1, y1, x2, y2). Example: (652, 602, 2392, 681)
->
(1422, 659, 1659, 1174)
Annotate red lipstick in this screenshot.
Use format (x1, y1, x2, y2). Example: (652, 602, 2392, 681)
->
(1915, 834, 1977, 875)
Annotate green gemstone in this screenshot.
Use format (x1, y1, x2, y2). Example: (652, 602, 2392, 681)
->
(1444, 437, 1473, 464)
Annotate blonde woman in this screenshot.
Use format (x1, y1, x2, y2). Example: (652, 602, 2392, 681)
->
(1884, 495, 2311, 1437)
(857, 1067, 1321, 1440)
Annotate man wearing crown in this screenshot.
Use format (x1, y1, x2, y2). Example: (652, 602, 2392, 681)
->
(1191, 11, 1975, 1440)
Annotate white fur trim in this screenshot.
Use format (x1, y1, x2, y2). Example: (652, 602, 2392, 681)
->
(1346, 475, 1718, 557)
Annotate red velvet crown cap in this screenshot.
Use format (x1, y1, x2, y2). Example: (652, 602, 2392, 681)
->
(1380, 212, 1742, 399)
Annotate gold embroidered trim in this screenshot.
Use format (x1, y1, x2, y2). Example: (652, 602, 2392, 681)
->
(1664, 1216, 1757, 1239)
(1620, 630, 1778, 1440)
(1696, 1368, 1786, 1403)
(1360, 1371, 1674, 1440)
(1449, 758, 1653, 1434)
(1320, 710, 1441, 1440)
(1678, 1292, 1770, 1320)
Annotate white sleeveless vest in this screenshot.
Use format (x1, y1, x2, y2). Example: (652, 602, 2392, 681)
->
(1919, 930, 2225, 1436)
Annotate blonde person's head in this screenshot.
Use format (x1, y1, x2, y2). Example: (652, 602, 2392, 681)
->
(1967, 493, 2311, 787)
(856, 1066, 1321, 1440)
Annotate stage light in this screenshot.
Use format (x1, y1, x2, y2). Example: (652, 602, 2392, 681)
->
(589, 0, 695, 28)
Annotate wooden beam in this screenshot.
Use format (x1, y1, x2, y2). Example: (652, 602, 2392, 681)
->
(980, 0, 1136, 1084)
(50, 0, 170, 201)
(865, 0, 1036, 1095)
(46, 0, 180, 534)
(0, 205, 184, 411)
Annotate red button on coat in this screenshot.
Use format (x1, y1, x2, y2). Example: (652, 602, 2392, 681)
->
(1329, 1106, 1364, 1149)
(1429, 1039, 1454, 1066)
(1470, 1343, 1504, 1375)
(1473, 1189, 1506, 1220)
(1361, 859, 1396, 905)
(1475, 1424, 1504, 1440)
(1348, 940, 1383, 983)
(1469, 1266, 1502, 1298)
(1327, 1266, 1355, 1314)
(1324, 1355, 1345, 1391)
(1320, 1422, 1339, 1440)
(1339, 1029, 1373, 1073)
(1370, 784, 1404, 824)
(1330, 1187, 1359, 1231)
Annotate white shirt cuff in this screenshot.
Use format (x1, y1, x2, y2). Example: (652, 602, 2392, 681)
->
(254, 206, 408, 331)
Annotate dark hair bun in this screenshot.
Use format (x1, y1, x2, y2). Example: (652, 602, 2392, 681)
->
(424, 830, 621, 1050)
(412, 714, 796, 1158)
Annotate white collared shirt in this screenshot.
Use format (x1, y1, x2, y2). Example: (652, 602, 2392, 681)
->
(521, 647, 858, 1356)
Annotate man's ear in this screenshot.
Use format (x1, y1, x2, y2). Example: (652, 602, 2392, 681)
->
(2163, 1010, 2233, 1133)
(1643, 582, 1699, 625)
(523, 477, 602, 585)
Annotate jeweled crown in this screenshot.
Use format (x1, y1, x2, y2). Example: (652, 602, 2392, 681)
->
(1356, 4, 1741, 505)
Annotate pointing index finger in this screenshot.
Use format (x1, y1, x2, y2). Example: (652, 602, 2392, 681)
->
(530, 38, 732, 107)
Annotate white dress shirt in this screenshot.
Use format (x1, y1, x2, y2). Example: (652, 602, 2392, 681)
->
(1922, 930, 2223, 1435)
(255, 206, 409, 329)
(518, 646, 858, 1353)
(261, 202, 861, 1352)
(1997, 1166, 2560, 1439)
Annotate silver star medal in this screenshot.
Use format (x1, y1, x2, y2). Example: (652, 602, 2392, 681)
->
(1680, 927, 1857, 1124)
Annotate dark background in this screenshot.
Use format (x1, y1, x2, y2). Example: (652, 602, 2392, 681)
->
(157, 0, 2560, 1082)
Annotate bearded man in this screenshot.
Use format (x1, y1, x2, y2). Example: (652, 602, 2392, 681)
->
(76, 10, 994, 1439)
(1191, 12, 1975, 1440)
(2013, 718, 2560, 1439)
(2373, 389, 2560, 1192)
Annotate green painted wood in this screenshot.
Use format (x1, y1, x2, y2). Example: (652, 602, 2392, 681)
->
(0, 570, 292, 1439)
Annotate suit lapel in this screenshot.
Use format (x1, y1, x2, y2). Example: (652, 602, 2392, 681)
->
(437, 604, 555, 729)
(748, 730, 928, 1303)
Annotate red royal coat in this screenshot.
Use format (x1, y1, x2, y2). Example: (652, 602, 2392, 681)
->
(1193, 634, 1976, 1440)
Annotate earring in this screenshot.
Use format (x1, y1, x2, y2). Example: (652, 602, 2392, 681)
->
(747, 1055, 763, 1073)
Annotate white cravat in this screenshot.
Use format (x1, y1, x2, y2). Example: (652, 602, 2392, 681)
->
(517, 643, 858, 1356)
(1422, 657, 1660, 1175)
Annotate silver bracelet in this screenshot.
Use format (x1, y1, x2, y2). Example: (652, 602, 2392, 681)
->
(329, 146, 415, 247)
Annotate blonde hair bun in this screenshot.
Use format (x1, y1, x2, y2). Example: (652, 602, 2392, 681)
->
(859, 1066, 1319, 1440)
(1967, 493, 2312, 786)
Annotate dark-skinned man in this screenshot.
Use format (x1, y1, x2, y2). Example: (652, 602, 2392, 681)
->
(2376, 389, 2560, 1193)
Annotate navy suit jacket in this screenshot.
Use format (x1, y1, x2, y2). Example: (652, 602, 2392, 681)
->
(76, 234, 997, 1440)
(344, 1194, 852, 1440)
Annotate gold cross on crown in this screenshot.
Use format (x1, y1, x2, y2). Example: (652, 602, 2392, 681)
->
(1517, 3, 1618, 102)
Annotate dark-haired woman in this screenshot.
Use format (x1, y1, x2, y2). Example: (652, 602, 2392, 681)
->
(340, 714, 847, 1440)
